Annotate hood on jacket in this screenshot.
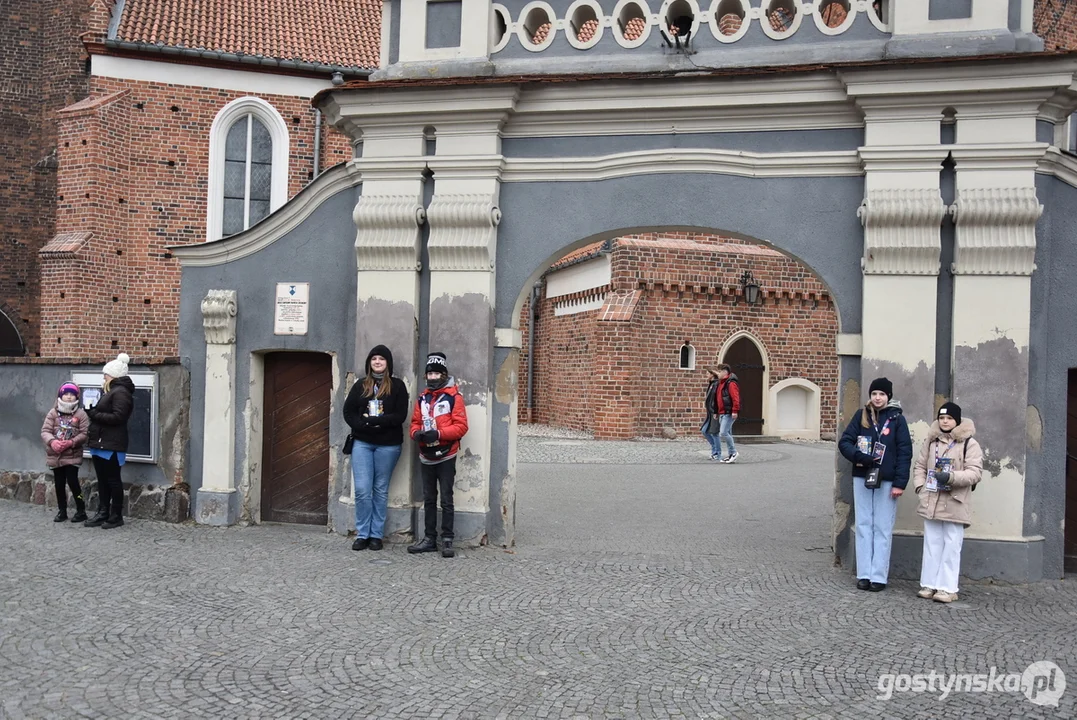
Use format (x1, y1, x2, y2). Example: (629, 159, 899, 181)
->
(365, 345, 394, 377)
(926, 418, 976, 443)
(108, 376, 135, 393)
(861, 398, 902, 427)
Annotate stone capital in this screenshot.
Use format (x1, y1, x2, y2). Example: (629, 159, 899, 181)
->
(201, 290, 237, 345)
(858, 188, 947, 275)
(353, 194, 426, 271)
(426, 193, 501, 272)
(950, 187, 1043, 276)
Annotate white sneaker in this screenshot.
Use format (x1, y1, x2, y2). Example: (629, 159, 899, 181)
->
(725, 452, 739, 464)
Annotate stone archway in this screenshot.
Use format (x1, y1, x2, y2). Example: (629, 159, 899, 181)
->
(497, 224, 848, 547)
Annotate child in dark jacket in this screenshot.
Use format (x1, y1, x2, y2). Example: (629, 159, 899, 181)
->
(41, 382, 90, 522)
(407, 352, 469, 558)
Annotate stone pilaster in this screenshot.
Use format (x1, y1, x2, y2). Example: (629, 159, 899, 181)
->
(196, 289, 239, 526)
(351, 149, 428, 538)
(857, 149, 949, 437)
(950, 145, 1045, 541)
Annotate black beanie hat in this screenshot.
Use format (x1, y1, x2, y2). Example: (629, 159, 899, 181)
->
(366, 344, 394, 376)
(425, 352, 448, 375)
(938, 402, 962, 426)
(868, 377, 893, 401)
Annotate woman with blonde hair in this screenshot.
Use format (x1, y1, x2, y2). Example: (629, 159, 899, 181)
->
(342, 345, 409, 551)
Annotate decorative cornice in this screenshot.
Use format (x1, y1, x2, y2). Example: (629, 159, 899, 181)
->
(950, 187, 1043, 276)
(201, 290, 237, 345)
(353, 194, 426, 271)
(172, 162, 361, 267)
(857, 189, 947, 275)
(502, 148, 861, 182)
(426, 194, 501, 272)
(1037, 146, 1077, 188)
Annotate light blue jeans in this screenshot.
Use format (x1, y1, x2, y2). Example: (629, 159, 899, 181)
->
(701, 426, 721, 456)
(718, 414, 736, 457)
(351, 441, 402, 540)
(853, 477, 898, 583)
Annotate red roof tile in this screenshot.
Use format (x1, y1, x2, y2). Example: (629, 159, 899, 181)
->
(115, 0, 381, 69)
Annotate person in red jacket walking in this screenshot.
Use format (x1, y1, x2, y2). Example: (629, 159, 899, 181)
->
(407, 352, 469, 558)
(715, 363, 741, 463)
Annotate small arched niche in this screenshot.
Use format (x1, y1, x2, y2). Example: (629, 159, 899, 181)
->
(769, 378, 822, 440)
(678, 341, 696, 370)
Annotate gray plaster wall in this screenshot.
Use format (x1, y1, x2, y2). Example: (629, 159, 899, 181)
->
(495, 173, 865, 333)
(1025, 175, 1077, 580)
(427, 0, 462, 49)
(0, 362, 189, 488)
(179, 187, 360, 525)
(503, 129, 865, 157)
(929, 0, 972, 21)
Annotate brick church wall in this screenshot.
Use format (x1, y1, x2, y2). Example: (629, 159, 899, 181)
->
(0, 0, 91, 355)
(37, 73, 354, 362)
(519, 233, 839, 439)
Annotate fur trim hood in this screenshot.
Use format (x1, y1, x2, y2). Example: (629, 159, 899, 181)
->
(925, 418, 976, 443)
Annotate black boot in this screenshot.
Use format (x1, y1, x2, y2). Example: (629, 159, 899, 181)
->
(84, 510, 108, 527)
(102, 514, 124, 529)
(53, 509, 68, 522)
(407, 536, 438, 554)
(441, 539, 454, 558)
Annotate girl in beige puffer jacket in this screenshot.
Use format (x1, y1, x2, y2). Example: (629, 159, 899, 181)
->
(912, 402, 983, 603)
(41, 382, 90, 523)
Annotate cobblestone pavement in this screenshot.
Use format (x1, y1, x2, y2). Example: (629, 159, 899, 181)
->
(2, 439, 1075, 719)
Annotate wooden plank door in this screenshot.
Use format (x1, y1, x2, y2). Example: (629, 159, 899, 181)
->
(1066, 369, 1077, 573)
(261, 352, 332, 525)
(723, 337, 764, 436)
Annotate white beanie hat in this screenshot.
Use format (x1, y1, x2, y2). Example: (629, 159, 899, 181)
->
(102, 352, 130, 379)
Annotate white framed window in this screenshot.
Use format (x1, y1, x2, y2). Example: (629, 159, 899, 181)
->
(678, 342, 696, 370)
(207, 97, 290, 241)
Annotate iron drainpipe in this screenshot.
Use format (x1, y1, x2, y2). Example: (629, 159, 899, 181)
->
(526, 282, 541, 422)
(313, 109, 322, 178)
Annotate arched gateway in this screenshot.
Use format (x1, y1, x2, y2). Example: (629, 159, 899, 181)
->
(174, 0, 1076, 583)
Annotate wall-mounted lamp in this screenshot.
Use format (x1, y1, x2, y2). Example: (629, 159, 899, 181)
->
(734, 270, 763, 306)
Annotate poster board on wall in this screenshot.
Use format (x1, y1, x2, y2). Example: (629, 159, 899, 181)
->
(71, 372, 158, 464)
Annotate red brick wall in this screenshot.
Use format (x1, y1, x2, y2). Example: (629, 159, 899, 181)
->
(519, 233, 839, 439)
(38, 73, 353, 361)
(1035, 0, 1077, 50)
(0, 0, 90, 356)
(519, 289, 602, 432)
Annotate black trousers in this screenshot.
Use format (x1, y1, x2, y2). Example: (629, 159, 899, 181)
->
(52, 465, 84, 511)
(420, 457, 456, 540)
(91, 454, 124, 517)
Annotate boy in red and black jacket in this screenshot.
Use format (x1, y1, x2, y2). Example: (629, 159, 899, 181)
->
(407, 352, 469, 558)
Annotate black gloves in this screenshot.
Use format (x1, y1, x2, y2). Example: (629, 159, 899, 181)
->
(854, 452, 873, 466)
(418, 429, 439, 444)
(935, 470, 951, 486)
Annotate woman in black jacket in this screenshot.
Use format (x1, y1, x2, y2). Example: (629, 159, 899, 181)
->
(85, 353, 136, 529)
(838, 377, 912, 592)
(342, 345, 409, 551)
(700, 368, 722, 460)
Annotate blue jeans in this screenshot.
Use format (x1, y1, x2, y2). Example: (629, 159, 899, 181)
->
(701, 426, 721, 456)
(853, 477, 897, 583)
(718, 414, 736, 457)
(351, 441, 402, 539)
